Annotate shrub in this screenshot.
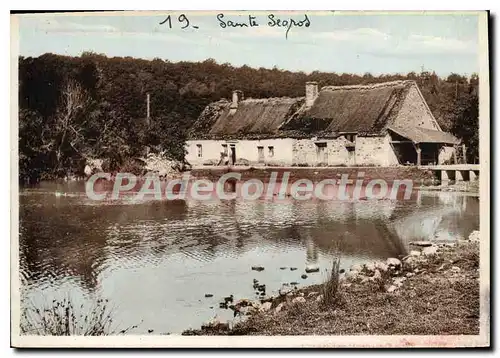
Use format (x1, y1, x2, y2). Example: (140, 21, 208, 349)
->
(321, 257, 341, 306)
(20, 297, 140, 336)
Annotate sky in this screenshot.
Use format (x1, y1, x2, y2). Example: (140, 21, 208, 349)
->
(16, 11, 481, 76)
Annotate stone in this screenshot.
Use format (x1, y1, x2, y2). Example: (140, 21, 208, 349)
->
(365, 262, 376, 272)
(299, 292, 305, 297)
(305, 265, 320, 273)
(410, 241, 433, 247)
(204, 293, 213, 298)
(345, 270, 359, 279)
(251, 301, 261, 309)
(350, 264, 363, 272)
(240, 306, 256, 315)
(375, 261, 389, 272)
(292, 296, 306, 304)
(301, 274, 308, 279)
(251, 266, 265, 272)
(307, 291, 319, 297)
(84, 165, 92, 177)
(422, 246, 438, 256)
(386, 258, 402, 268)
(468, 231, 480, 242)
(409, 250, 421, 257)
(339, 268, 345, 274)
(279, 286, 292, 296)
(360, 275, 370, 284)
(451, 266, 461, 272)
(275, 302, 285, 313)
(259, 302, 272, 312)
(372, 269, 382, 281)
(393, 277, 406, 287)
(316, 294, 324, 302)
(290, 267, 298, 271)
(235, 298, 252, 307)
(405, 272, 415, 278)
(387, 285, 398, 293)
(280, 267, 287, 270)
(404, 256, 420, 267)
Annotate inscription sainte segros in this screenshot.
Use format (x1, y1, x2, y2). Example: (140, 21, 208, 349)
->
(159, 13, 311, 39)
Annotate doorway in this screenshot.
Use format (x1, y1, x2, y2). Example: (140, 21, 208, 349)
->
(315, 142, 328, 164)
(230, 144, 236, 165)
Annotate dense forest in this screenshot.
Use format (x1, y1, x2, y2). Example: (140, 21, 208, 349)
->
(18, 53, 479, 183)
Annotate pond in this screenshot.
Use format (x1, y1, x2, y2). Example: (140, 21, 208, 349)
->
(19, 180, 479, 334)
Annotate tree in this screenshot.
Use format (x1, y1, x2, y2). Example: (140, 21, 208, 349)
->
(451, 93, 479, 163)
(50, 80, 92, 175)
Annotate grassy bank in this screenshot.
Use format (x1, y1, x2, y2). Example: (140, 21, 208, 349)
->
(420, 180, 479, 194)
(183, 234, 480, 336)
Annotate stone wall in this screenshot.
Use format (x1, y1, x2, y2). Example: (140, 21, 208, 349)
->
(355, 136, 399, 166)
(393, 84, 441, 130)
(292, 138, 350, 166)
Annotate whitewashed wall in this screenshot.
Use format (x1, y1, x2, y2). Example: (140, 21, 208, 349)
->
(187, 135, 400, 167)
(186, 139, 295, 166)
(185, 140, 225, 166)
(438, 146, 455, 164)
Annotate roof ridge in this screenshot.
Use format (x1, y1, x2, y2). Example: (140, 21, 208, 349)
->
(321, 80, 416, 91)
(241, 96, 304, 102)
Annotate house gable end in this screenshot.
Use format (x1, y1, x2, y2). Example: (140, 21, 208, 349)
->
(391, 82, 442, 132)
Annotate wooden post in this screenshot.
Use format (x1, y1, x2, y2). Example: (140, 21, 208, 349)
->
(416, 144, 422, 166)
(146, 93, 151, 124)
(462, 144, 467, 164)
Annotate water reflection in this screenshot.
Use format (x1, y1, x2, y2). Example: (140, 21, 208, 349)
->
(19, 182, 479, 334)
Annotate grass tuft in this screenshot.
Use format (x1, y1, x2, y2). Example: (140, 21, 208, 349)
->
(20, 296, 141, 336)
(321, 256, 341, 307)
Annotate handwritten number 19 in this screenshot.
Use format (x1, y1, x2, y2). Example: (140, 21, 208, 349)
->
(160, 14, 191, 29)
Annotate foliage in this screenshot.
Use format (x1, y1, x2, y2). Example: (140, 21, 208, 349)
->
(18, 53, 480, 182)
(321, 257, 341, 306)
(20, 297, 140, 336)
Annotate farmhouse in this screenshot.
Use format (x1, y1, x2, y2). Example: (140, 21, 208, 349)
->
(185, 81, 459, 167)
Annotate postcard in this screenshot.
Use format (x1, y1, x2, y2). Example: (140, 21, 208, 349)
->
(11, 10, 490, 348)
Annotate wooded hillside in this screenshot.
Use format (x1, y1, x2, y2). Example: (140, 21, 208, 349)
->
(18, 53, 479, 182)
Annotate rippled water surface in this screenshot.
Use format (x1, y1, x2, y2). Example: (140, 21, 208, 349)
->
(19, 181, 479, 334)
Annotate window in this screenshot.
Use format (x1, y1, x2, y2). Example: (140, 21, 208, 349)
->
(222, 144, 228, 156)
(196, 144, 202, 158)
(268, 146, 274, 157)
(257, 146, 264, 162)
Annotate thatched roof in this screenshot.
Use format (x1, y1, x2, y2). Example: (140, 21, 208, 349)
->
(188, 97, 304, 140)
(189, 80, 457, 141)
(387, 125, 460, 145)
(281, 81, 412, 135)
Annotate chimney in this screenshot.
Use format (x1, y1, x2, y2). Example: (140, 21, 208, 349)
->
(305, 82, 318, 108)
(230, 90, 243, 114)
